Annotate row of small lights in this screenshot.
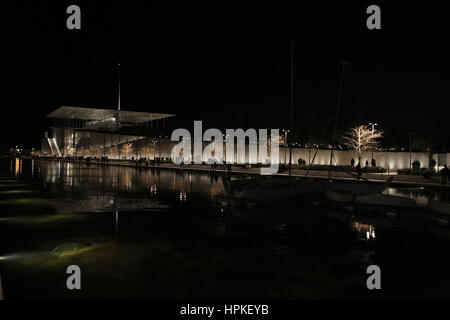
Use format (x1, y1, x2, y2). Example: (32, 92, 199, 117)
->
(9, 147, 35, 152)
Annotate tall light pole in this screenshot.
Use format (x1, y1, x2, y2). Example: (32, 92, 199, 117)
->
(288, 37, 294, 177)
(409, 132, 413, 171)
(369, 122, 378, 162)
(115, 62, 122, 132)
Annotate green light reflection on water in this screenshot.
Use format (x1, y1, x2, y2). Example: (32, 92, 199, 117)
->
(0, 189, 37, 194)
(0, 213, 85, 224)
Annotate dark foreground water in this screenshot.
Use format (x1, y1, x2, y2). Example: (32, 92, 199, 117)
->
(1, 158, 450, 299)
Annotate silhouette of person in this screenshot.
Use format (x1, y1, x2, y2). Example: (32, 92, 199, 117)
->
(356, 163, 362, 179)
(442, 165, 449, 185)
(350, 158, 355, 167)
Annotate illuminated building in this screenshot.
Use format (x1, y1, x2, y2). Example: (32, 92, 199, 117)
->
(41, 106, 175, 159)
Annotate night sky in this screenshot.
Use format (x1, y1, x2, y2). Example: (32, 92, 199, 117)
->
(4, 1, 450, 151)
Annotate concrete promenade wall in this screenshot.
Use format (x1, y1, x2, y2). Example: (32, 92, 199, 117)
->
(124, 139, 432, 171)
(46, 131, 439, 171)
(279, 148, 431, 171)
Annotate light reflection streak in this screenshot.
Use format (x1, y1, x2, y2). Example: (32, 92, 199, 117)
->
(0, 252, 38, 261)
(351, 221, 376, 241)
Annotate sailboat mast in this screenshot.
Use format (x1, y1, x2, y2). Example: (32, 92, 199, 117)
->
(327, 61, 348, 181)
(118, 62, 121, 111)
(288, 37, 294, 177)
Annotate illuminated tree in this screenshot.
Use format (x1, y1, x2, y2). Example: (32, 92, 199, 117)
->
(141, 145, 152, 158)
(78, 146, 88, 158)
(93, 144, 105, 157)
(109, 145, 119, 159)
(64, 146, 75, 156)
(121, 143, 133, 159)
(76, 146, 85, 157)
(279, 134, 287, 146)
(342, 125, 383, 162)
(89, 146, 97, 157)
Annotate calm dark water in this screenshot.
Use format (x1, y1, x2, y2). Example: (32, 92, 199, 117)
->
(1, 158, 450, 299)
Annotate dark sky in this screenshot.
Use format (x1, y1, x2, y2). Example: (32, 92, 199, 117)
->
(4, 1, 450, 151)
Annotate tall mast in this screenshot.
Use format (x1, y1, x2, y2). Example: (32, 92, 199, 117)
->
(117, 62, 121, 111)
(327, 60, 348, 181)
(288, 37, 294, 177)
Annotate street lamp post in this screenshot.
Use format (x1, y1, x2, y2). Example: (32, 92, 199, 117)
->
(285, 129, 290, 165)
(158, 137, 161, 160)
(288, 38, 294, 177)
(408, 132, 413, 171)
(369, 122, 378, 162)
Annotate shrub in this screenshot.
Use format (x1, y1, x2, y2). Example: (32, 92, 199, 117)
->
(397, 168, 434, 176)
(361, 166, 386, 173)
(292, 164, 386, 173)
(397, 168, 411, 175)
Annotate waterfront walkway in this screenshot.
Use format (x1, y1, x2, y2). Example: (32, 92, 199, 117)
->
(37, 158, 450, 189)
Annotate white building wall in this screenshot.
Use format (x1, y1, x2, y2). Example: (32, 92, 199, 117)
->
(279, 148, 429, 170)
(146, 140, 430, 170)
(43, 134, 434, 171)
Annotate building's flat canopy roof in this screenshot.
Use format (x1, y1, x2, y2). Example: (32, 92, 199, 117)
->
(47, 106, 175, 123)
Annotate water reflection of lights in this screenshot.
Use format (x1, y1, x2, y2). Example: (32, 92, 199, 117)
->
(366, 226, 376, 240)
(383, 187, 430, 206)
(124, 171, 132, 190)
(66, 162, 70, 176)
(14, 158, 22, 176)
(14, 161, 229, 201)
(351, 221, 376, 240)
(0, 253, 35, 261)
(115, 210, 119, 241)
(0, 254, 17, 261)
